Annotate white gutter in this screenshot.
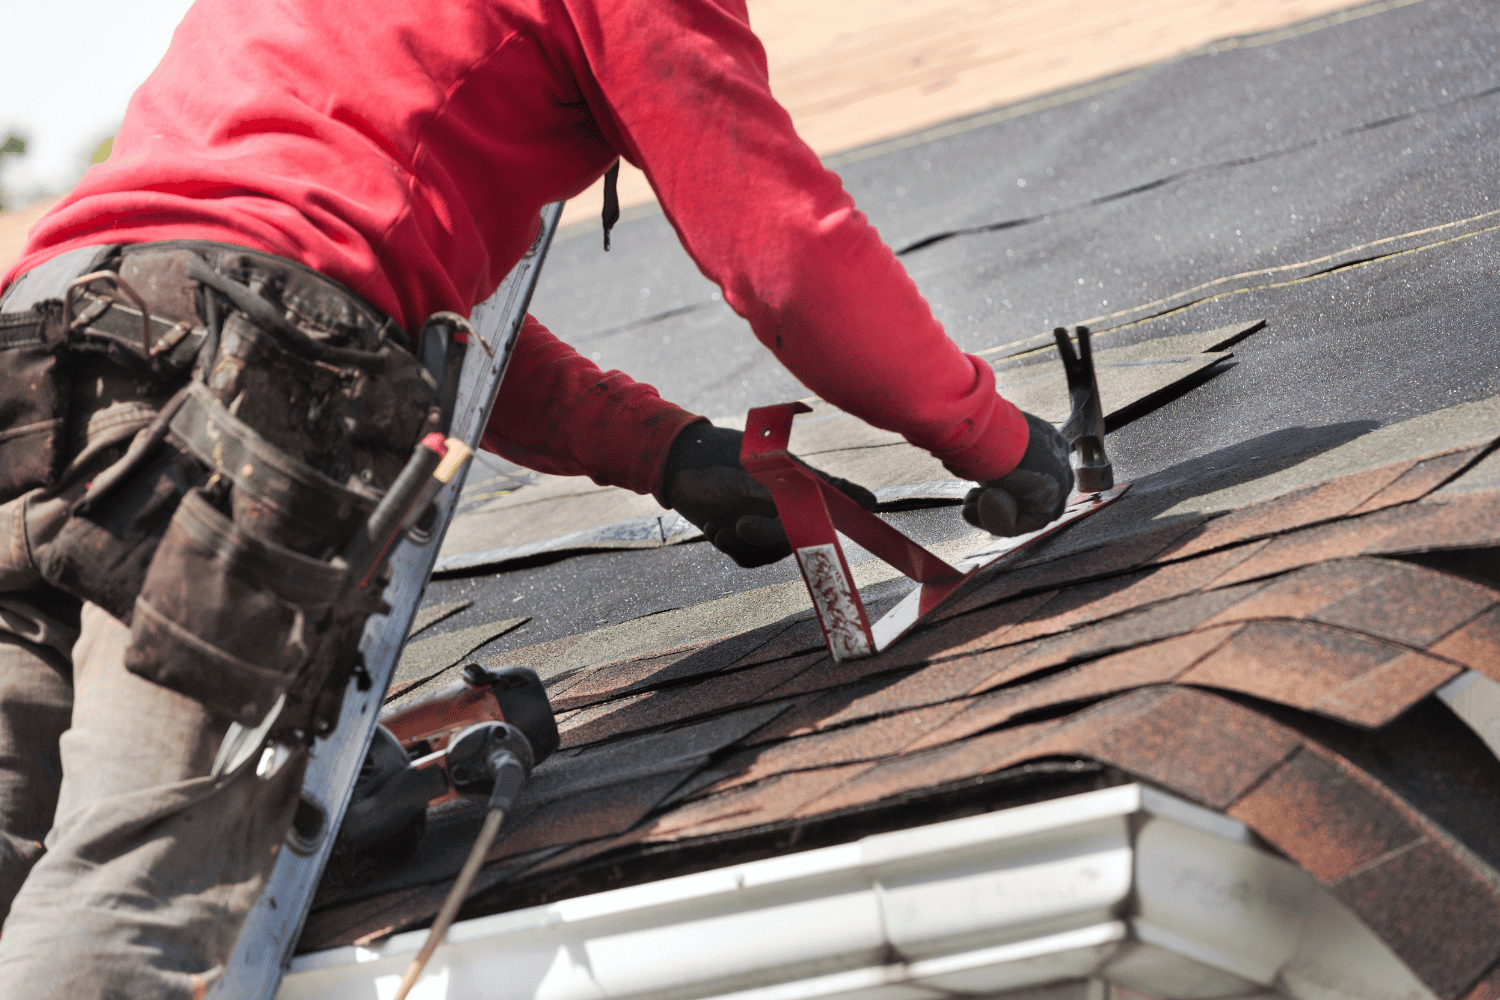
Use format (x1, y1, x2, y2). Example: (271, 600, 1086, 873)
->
(281, 781, 1435, 1000)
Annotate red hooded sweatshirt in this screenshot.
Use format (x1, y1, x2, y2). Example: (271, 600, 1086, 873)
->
(3, 0, 1028, 498)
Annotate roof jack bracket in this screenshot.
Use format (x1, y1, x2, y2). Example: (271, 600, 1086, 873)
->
(742, 336, 1126, 662)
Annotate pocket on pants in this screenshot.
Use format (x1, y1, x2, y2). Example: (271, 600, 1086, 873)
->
(125, 488, 346, 725)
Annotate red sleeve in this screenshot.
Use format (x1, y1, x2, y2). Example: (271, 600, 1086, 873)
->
(551, 0, 1029, 482)
(481, 314, 706, 499)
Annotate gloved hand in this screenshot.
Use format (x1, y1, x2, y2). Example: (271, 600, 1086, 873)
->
(962, 411, 1075, 536)
(662, 422, 877, 568)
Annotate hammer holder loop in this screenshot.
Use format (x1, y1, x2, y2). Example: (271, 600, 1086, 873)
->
(64, 270, 152, 353)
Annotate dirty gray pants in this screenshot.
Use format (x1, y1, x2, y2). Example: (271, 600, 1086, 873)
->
(0, 598, 307, 999)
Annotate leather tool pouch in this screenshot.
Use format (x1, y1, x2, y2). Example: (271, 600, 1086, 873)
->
(0, 302, 70, 500)
(39, 436, 206, 622)
(20, 242, 436, 731)
(127, 488, 346, 726)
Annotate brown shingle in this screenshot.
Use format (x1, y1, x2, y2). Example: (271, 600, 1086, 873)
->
(1001, 546, 1266, 646)
(550, 643, 713, 712)
(686, 703, 968, 798)
(878, 590, 1058, 666)
(1429, 606, 1500, 678)
(1229, 744, 1500, 998)
(1461, 961, 1500, 1000)
(806, 687, 1301, 816)
(1009, 519, 1205, 583)
(1350, 447, 1486, 514)
(1166, 461, 1415, 561)
(1227, 747, 1423, 882)
(300, 884, 439, 952)
(642, 763, 875, 840)
(1200, 558, 1396, 627)
(1308, 650, 1461, 727)
(557, 655, 819, 748)
(1369, 491, 1500, 555)
(967, 585, 1259, 695)
(1311, 562, 1498, 647)
(905, 627, 1240, 752)
(491, 768, 695, 862)
(1332, 841, 1500, 1000)
(794, 717, 1068, 816)
(723, 615, 828, 669)
(757, 654, 1013, 739)
(558, 690, 653, 749)
(507, 837, 635, 881)
(1069, 687, 1301, 809)
(1209, 513, 1406, 588)
(1177, 620, 1439, 727)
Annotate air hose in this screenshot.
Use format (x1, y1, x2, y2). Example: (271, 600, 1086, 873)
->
(391, 724, 533, 1000)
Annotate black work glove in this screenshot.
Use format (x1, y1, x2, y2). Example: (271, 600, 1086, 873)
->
(962, 412, 1075, 536)
(662, 422, 878, 568)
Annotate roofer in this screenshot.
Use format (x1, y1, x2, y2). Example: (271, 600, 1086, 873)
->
(0, 0, 1071, 994)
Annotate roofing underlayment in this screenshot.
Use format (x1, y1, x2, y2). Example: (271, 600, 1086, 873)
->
(290, 0, 1500, 996)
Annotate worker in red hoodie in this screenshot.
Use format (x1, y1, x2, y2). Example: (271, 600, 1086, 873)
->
(0, 0, 1070, 993)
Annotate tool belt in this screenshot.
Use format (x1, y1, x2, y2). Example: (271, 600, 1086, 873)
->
(0, 241, 443, 739)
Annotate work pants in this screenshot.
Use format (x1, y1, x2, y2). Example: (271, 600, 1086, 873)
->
(0, 598, 307, 998)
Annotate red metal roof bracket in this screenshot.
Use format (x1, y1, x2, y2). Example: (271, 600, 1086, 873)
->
(743, 398, 1129, 662)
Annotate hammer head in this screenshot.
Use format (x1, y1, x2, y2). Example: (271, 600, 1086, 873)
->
(1053, 326, 1113, 494)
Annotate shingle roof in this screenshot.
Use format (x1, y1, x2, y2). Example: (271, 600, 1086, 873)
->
(304, 435, 1500, 998)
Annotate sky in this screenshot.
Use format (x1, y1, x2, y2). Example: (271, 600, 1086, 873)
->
(0, 0, 195, 207)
